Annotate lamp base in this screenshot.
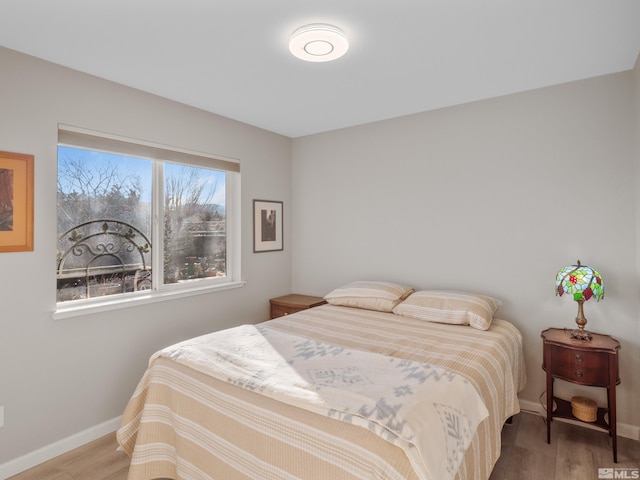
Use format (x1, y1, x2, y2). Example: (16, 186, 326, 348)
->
(569, 328, 592, 341)
(570, 299, 592, 340)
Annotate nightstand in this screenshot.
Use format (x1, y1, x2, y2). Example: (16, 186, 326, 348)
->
(269, 294, 327, 319)
(541, 328, 621, 462)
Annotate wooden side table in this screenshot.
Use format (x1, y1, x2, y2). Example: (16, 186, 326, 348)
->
(269, 294, 327, 319)
(541, 328, 621, 462)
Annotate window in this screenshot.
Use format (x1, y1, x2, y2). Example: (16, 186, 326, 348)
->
(56, 125, 241, 311)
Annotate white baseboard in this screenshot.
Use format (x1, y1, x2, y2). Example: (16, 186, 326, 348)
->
(0, 416, 121, 479)
(518, 398, 640, 441)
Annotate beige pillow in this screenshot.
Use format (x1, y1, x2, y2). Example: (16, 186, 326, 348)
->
(392, 290, 502, 330)
(324, 281, 415, 312)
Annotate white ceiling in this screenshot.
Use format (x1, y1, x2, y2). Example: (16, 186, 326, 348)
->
(1, 1, 639, 138)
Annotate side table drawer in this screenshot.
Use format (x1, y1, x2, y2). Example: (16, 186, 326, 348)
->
(270, 304, 305, 318)
(549, 345, 610, 386)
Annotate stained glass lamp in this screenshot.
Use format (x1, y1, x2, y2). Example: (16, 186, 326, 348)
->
(555, 260, 604, 341)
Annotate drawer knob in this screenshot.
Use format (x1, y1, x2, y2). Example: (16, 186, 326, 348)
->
(283, 312, 288, 315)
(575, 354, 583, 362)
(575, 370, 583, 378)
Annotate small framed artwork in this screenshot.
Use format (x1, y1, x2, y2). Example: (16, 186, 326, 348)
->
(0, 151, 34, 252)
(253, 199, 283, 253)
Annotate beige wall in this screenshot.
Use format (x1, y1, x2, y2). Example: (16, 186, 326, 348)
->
(292, 70, 639, 437)
(0, 46, 293, 467)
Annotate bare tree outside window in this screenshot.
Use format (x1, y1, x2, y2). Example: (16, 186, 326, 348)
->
(57, 150, 149, 233)
(164, 162, 226, 284)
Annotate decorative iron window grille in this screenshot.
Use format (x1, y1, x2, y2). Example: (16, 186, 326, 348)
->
(56, 219, 151, 302)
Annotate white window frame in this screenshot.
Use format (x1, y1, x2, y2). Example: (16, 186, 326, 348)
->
(53, 125, 244, 320)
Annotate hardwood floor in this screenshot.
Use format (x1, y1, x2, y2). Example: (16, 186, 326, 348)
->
(7, 412, 640, 480)
(490, 412, 640, 480)
(6, 433, 130, 480)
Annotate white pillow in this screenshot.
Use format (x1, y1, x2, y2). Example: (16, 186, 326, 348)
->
(392, 290, 502, 330)
(324, 281, 415, 312)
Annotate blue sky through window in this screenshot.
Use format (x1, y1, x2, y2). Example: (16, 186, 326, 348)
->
(58, 146, 226, 208)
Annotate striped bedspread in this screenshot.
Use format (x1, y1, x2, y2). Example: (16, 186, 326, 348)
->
(117, 304, 526, 480)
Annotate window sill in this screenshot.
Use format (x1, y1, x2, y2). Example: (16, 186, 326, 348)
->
(51, 280, 246, 320)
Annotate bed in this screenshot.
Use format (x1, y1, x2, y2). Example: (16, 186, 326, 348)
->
(117, 283, 526, 480)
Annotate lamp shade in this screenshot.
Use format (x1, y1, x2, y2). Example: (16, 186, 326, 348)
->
(555, 260, 604, 302)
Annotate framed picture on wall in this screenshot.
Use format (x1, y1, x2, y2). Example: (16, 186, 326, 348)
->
(0, 151, 34, 252)
(253, 199, 283, 253)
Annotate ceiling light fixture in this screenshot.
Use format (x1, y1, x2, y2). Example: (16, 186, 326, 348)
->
(289, 24, 349, 62)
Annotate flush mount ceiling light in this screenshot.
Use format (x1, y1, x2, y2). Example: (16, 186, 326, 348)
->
(289, 24, 349, 62)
